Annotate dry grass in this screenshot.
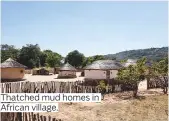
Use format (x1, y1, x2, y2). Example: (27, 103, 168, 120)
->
(39, 91, 168, 121)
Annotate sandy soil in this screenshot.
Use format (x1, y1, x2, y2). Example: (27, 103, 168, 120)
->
(23, 72, 84, 82)
(38, 89, 167, 121)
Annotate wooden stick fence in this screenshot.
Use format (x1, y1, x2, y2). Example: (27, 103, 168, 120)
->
(1, 78, 164, 94)
(0, 81, 103, 93)
(1, 112, 62, 121)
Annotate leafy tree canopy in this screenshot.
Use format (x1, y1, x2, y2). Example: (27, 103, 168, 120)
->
(1, 44, 20, 62)
(65, 50, 85, 68)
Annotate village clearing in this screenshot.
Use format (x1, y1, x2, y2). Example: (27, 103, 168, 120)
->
(39, 89, 168, 121)
(23, 72, 84, 82)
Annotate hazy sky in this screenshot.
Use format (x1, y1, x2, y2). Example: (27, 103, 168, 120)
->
(2, 1, 168, 56)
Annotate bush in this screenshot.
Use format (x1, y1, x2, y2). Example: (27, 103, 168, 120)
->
(97, 80, 107, 100)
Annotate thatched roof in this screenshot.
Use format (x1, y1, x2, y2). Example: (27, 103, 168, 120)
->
(1, 58, 27, 68)
(123, 59, 152, 67)
(59, 63, 76, 71)
(84, 60, 123, 70)
(123, 59, 137, 67)
(123, 59, 153, 67)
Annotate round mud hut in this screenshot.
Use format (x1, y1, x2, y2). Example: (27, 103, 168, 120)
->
(1, 58, 27, 80)
(58, 63, 77, 78)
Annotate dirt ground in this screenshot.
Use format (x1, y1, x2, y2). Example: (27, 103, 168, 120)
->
(39, 89, 168, 121)
(23, 72, 84, 82)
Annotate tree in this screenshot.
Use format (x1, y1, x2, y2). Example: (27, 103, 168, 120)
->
(45, 52, 62, 67)
(65, 50, 85, 68)
(39, 52, 47, 67)
(97, 80, 106, 100)
(1, 44, 20, 62)
(82, 57, 94, 68)
(151, 58, 168, 94)
(93, 55, 105, 61)
(82, 55, 105, 68)
(43, 50, 62, 67)
(117, 58, 147, 97)
(18, 44, 41, 68)
(1, 44, 63, 68)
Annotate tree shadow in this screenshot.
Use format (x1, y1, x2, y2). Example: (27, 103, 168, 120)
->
(135, 95, 146, 100)
(114, 92, 146, 101)
(54, 77, 77, 79)
(1, 79, 27, 83)
(118, 95, 146, 100)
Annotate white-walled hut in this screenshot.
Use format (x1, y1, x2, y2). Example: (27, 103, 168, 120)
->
(58, 63, 77, 78)
(1, 58, 27, 80)
(84, 60, 123, 80)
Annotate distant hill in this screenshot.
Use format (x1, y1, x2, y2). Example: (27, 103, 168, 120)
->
(104, 47, 168, 61)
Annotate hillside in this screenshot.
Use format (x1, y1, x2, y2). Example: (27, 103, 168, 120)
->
(104, 47, 168, 61)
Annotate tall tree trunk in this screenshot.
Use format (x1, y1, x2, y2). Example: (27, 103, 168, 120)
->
(133, 83, 138, 97)
(146, 77, 150, 89)
(163, 76, 168, 94)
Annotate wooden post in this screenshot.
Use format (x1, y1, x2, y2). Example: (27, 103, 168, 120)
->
(37, 113, 40, 121)
(17, 112, 22, 121)
(44, 116, 46, 121)
(52, 118, 56, 121)
(48, 116, 51, 121)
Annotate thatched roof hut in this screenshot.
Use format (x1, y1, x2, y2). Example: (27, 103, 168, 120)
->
(58, 63, 77, 78)
(122, 59, 137, 67)
(59, 63, 77, 71)
(32, 67, 50, 75)
(83, 60, 123, 80)
(1, 58, 27, 80)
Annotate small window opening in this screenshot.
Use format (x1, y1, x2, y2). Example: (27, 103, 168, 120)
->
(20, 70, 23, 73)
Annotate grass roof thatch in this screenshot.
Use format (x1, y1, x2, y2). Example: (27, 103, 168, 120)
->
(1, 58, 27, 68)
(122, 59, 137, 67)
(122, 59, 152, 67)
(84, 60, 123, 70)
(59, 63, 76, 71)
